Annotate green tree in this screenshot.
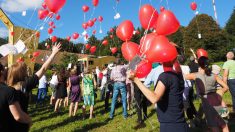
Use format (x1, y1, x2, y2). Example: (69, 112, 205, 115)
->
(183, 14, 229, 62)
(225, 8, 235, 36)
(60, 53, 79, 68)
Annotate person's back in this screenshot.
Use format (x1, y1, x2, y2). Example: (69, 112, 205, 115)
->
(223, 60, 235, 79)
(0, 83, 17, 131)
(195, 73, 216, 95)
(83, 74, 94, 95)
(70, 75, 80, 90)
(156, 71, 185, 123)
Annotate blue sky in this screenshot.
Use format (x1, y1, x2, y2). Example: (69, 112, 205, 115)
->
(0, 0, 235, 43)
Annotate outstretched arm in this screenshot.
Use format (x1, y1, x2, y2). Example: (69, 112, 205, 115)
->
(190, 48, 198, 63)
(128, 71, 165, 104)
(36, 43, 61, 79)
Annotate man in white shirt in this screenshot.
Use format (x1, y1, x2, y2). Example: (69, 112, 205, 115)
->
(37, 75, 47, 105)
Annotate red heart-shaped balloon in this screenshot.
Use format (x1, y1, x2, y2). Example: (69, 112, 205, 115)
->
(98, 16, 103, 22)
(82, 5, 89, 12)
(48, 28, 53, 34)
(67, 36, 71, 41)
(139, 33, 158, 56)
(155, 10, 180, 36)
(45, 0, 66, 13)
(82, 23, 88, 29)
(92, 0, 99, 7)
(73, 33, 79, 39)
(145, 35, 177, 63)
(88, 20, 94, 27)
(90, 46, 97, 54)
(56, 14, 61, 20)
(92, 30, 96, 35)
(121, 41, 139, 61)
(38, 9, 49, 20)
(136, 60, 152, 78)
(197, 48, 208, 59)
(116, 20, 134, 41)
(102, 40, 108, 46)
(190, 2, 197, 11)
(85, 44, 91, 50)
(111, 47, 118, 54)
(139, 4, 158, 30)
(33, 51, 40, 57)
(51, 36, 57, 43)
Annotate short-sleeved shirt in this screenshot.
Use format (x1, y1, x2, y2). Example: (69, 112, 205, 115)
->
(195, 73, 216, 95)
(0, 83, 18, 131)
(144, 65, 164, 87)
(13, 74, 39, 131)
(39, 75, 47, 89)
(110, 65, 128, 82)
(16, 74, 39, 112)
(223, 60, 235, 79)
(156, 72, 186, 123)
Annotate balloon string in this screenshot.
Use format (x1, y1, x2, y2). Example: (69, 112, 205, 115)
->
(84, 13, 86, 22)
(165, 0, 170, 10)
(139, 9, 157, 58)
(23, 16, 51, 44)
(89, 7, 96, 20)
(139, 0, 142, 11)
(16, 7, 37, 43)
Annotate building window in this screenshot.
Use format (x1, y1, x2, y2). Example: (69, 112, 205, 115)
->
(88, 60, 94, 65)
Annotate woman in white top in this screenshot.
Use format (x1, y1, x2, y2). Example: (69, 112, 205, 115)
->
(50, 71, 58, 105)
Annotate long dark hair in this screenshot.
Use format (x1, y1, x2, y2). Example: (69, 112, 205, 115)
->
(198, 56, 211, 76)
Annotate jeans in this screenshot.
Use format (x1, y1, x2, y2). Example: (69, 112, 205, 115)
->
(37, 88, 47, 104)
(110, 82, 127, 118)
(228, 79, 235, 110)
(134, 83, 147, 122)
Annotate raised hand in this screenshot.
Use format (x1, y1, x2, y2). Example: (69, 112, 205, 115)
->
(52, 42, 61, 55)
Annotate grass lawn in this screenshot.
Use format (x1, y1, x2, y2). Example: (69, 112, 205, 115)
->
(28, 88, 235, 132)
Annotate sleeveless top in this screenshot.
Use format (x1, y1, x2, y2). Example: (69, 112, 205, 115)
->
(83, 74, 94, 95)
(70, 75, 80, 92)
(195, 73, 216, 95)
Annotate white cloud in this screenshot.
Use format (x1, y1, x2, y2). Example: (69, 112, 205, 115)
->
(0, 27, 8, 38)
(1, 0, 43, 13)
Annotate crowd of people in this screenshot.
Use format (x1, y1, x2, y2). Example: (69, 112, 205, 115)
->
(0, 41, 235, 132)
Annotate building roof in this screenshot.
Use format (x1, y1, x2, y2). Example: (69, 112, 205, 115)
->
(0, 50, 89, 66)
(35, 50, 88, 64)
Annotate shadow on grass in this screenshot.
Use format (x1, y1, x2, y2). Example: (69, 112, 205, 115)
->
(33, 110, 68, 122)
(33, 116, 110, 132)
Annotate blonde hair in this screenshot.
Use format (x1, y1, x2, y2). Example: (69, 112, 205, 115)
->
(70, 68, 77, 75)
(7, 62, 28, 87)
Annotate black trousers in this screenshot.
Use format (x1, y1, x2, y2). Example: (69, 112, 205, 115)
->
(134, 83, 147, 122)
(185, 88, 197, 119)
(105, 82, 113, 111)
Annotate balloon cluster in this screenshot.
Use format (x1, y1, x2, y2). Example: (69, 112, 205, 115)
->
(116, 4, 179, 78)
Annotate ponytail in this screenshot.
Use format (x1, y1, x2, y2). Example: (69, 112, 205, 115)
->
(198, 56, 212, 76)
